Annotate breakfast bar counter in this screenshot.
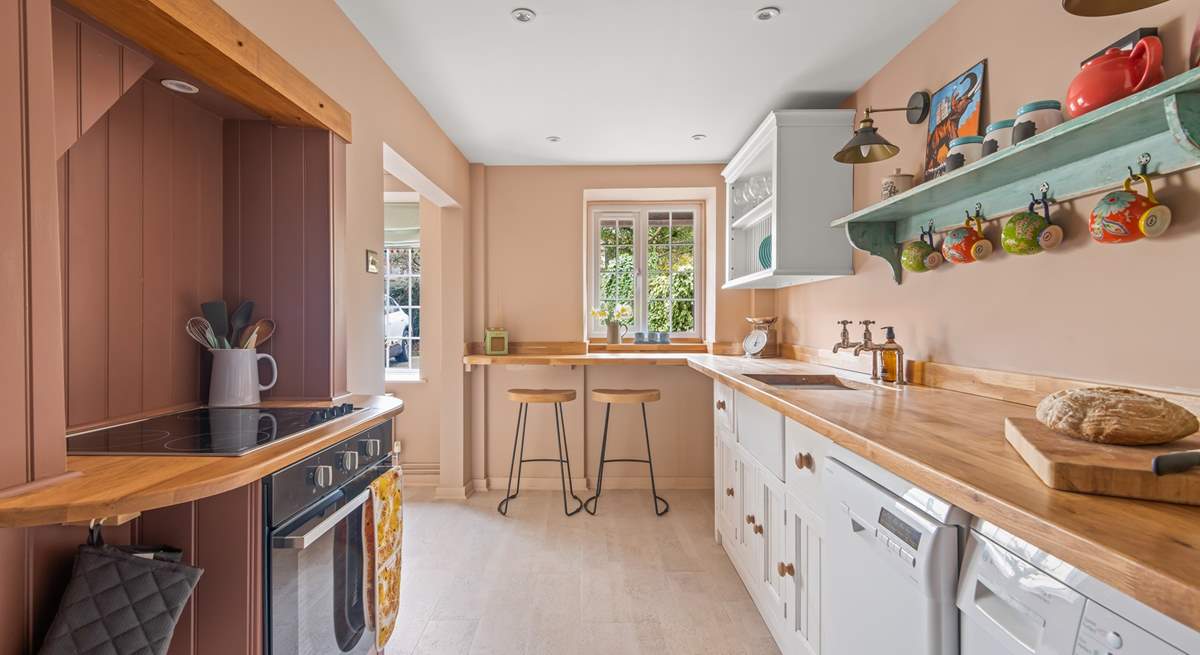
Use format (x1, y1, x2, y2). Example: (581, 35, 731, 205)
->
(0, 395, 404, 528)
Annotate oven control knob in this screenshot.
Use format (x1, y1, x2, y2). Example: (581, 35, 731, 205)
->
(360, 438, 382, 458)
(338, 451, 360, 472)
(340, 403, 354, 414)
(310, 465, 334, 489)
(308, 411, 323, 426)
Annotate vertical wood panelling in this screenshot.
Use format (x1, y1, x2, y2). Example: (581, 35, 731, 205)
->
(332, 137, 347, 397)
(141, 81, 174, 413)
(77, 20, 118, 144)
(107, 83, 143, 417)
(194, 484, 262, 655)
(170, 95, 200, 406)
(138, 503, 197, 655)
(66, 117, 108, 426)
(51, 11, 77, 158)
(224, 122, 337, 400)
(269, 127, 304, 397)
(303, 131, 333, 398)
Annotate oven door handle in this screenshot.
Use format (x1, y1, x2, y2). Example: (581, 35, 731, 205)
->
(272, 488, 371, 550)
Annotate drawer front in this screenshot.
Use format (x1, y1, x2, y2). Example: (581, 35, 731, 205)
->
(736, 392, 785, 481)
(785, 419, 828, 512)
(714, 383, 734, 435)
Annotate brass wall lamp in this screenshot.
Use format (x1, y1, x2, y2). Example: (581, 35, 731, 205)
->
(833, 91, 930, 164)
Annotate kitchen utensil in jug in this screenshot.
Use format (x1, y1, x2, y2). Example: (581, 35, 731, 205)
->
(209, 348, 277, 407)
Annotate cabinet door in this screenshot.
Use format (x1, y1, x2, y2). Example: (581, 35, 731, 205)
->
(784, 494, 824, 655)
(736, 450, 757, 567)
(716, 435, 739, 544)
(758, 471, 787, 626)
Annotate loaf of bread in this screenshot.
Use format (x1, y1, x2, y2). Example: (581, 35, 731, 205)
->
(1035, 387, 1199, 445)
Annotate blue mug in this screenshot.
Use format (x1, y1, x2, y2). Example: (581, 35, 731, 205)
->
(633, 332, 648, 344)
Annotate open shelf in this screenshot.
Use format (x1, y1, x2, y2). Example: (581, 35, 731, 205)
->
(833, 66, 1200, 283)
(730, 197, 773, 230)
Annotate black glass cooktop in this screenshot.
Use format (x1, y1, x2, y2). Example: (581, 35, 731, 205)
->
(67, 405, 359, 457)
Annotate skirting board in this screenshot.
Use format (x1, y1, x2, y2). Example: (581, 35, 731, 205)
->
(399, 462, 439, 487)
(435, 484, 474, 500)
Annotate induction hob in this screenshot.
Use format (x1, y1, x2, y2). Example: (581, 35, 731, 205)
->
(67, 404, 360, 457)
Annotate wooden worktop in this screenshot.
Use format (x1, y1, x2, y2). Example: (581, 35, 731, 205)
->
(0, 395, 403, 528)
(683, 355, 1200, 632)
(463, 352, 694, 367)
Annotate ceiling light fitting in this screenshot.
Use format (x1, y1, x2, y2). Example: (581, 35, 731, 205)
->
(545, 135, 561, 142)
(755, 7, 781, 21)
(511, 8, 536, 23)
(833, 91, 930, 164)
(160, 79, 199, 94)
(691, 134, 707, 141)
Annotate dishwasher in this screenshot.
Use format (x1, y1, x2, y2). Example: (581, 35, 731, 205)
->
(823, 449, 972, 655)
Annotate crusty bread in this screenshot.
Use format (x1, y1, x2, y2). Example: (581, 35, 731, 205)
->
(1035, 386, 1199, 445)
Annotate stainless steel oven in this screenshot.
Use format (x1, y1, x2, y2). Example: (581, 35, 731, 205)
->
(264, 419, 393, 655)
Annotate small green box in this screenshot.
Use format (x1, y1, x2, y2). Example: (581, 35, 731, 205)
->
(484, 328, 509, 355)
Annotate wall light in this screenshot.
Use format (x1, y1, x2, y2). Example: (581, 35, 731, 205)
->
(833, 91, 930, 164)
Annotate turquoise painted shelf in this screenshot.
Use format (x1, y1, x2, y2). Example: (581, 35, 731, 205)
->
(833, 66, 1200, 283)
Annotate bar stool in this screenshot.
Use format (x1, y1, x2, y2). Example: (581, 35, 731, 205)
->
(497, 388, 584, 517)
(583, 388, 669, 516)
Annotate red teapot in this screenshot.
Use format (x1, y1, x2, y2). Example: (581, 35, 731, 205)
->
(1066, 36, 1163, 118)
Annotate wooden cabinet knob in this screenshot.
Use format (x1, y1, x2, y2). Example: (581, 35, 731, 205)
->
(725, 487, 735, 497)
(753, 524, 764, 535)
(745, 514, 755, 525)
(777, 562, 795, 577)
(794, 452, 814, 471)
(716, 399, 727, 411)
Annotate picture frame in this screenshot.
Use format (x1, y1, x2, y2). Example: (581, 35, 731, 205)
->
(924, 59, 986, 179)
(366, 249, 380, 274)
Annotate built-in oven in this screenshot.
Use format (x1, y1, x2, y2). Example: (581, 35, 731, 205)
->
(264, 419, 394, 655)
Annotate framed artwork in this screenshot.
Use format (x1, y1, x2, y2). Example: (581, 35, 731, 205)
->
(924, 60, 985, 179)
(366, 249, 380, 274)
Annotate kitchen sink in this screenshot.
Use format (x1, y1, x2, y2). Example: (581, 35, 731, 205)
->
(743, 373, 856, 390)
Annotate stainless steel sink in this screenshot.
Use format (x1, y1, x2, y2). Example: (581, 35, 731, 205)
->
(744, 373, 855, 391)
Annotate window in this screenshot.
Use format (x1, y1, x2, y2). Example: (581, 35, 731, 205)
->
(384, 244, 420, 374)
(588, 204, 700, 338)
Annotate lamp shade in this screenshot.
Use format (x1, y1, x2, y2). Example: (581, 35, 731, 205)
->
(1061, 0, 1169, 16)
(833, 117, 900, 164)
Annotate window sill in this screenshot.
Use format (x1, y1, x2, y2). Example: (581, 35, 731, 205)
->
(385, 369, 424, 384)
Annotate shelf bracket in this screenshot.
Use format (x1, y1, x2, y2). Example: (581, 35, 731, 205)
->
(845, 223, 902, 285)
(1165, 92, 1200, 159)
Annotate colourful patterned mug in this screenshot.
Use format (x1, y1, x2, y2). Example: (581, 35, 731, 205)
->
(1002, 196, 1063, 255)
(941, 214, 992, 264)
(901, 222, 943, 273)
(1090, 174, 1172, 244)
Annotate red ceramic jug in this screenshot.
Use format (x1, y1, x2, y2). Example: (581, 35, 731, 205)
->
(1066, 36, 1163, 118)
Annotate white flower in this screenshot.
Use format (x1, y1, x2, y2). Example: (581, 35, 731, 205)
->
(613, 304, 633, 321)
(590, 307, 610, 321)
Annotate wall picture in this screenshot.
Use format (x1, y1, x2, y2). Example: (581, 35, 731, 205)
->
(924, 60, 985, 178)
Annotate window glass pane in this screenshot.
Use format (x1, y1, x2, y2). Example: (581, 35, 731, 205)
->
(648, 300, 670, 332)
(410, 278, 421, 306)
(671, 300, 695, 333)
(671, 269, 694, 300)
(648, 212, 670, 244)
(410, 249, 421, 274)
(600, 224, 617, 245)
(616, 224, 634, 245)
(648, 272, 669, 299)
(600, 272, 634, 301)
(409, 308, 420, 338)
(671, 213, 694, 244)
(671, 243, 694, 272)
(648, 245, 669, 272)
(601, 246, 618, 271)
(388, 249, 407, 275)
(612, 246, 634, 272)
(390, 277, 409, 306)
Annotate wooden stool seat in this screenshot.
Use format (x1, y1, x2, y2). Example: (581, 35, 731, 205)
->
(591, 388, 661, 404)
(507, 388, 576, 403)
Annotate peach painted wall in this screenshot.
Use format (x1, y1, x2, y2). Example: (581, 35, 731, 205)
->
(778, 0, 1200, 394)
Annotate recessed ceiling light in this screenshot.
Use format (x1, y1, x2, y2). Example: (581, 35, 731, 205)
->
(545, 135, 561, 142)
(754, 6, 781, 20)
(691, 134, 708, 141)
(511, 8, 536, 23)
(160, 79, 199, 94)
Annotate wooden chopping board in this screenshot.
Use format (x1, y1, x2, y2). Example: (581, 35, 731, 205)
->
(1005, 417, 1200, 506)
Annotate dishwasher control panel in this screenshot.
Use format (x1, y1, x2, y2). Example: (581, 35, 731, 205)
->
(1076, 600, 1185, 655)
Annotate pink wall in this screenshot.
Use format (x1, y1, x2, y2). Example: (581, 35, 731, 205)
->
(778, 0, 1200, 393)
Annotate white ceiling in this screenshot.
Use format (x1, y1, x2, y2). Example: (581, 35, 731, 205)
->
(336, 0, 957, 165)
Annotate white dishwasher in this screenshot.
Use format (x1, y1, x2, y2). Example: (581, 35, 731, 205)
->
(824, 451, 971, 655)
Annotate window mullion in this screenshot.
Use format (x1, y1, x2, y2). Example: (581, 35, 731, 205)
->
(636, 211, 647, 334)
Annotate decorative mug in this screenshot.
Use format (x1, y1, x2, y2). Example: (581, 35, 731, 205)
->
(881, 168, 914, 200)
(900, 222, 944, 273)
(1002, 195, 1063, 255)
(941, 214, 992, 264)
(1090, 174, 1172, 243)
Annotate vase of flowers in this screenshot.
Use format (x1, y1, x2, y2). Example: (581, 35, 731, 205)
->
(591, 305, 632, 344)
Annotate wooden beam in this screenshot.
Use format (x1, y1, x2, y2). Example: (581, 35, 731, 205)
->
(65, 0, 352, 141)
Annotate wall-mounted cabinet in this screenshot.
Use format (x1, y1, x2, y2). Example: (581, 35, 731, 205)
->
(722, 110, 854, 289)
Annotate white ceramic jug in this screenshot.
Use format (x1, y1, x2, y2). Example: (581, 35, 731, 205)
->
(209, 349, 277, 407)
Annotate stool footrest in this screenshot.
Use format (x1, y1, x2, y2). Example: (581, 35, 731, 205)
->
(598, 457, 651, 464)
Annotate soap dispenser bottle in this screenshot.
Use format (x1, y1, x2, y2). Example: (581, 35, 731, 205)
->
(881, 326, 899, 383)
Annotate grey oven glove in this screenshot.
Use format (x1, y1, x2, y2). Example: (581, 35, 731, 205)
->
(39, 526, 203, 655)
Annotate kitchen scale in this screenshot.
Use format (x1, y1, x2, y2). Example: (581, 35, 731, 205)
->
(742, 316, 779, 358)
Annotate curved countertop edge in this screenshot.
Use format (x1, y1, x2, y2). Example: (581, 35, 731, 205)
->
(0, 395, 403, 528)
(683, 355, 1200, 633)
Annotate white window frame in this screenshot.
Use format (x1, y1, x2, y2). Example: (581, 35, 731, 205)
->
(587, 202, 703, 339)
(384, 242, 421, 381)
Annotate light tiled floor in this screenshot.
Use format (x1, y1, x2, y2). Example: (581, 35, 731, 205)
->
(391, 488, 780, 655)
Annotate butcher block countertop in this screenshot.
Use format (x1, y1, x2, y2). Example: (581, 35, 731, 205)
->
(682, 355, 1200, 632)
(0, 395, 403, 529)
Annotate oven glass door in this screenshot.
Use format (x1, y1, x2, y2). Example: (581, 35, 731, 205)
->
(270, 486, 376, 655)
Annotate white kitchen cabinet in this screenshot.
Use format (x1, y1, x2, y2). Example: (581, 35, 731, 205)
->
(784, 493, 825, 655)
(722, 110, 854, 290)
(737, 451, 759, 571)
(757, 471, 788, 627)
(716, 434, 740, 545)
(785, 418, 829, 514)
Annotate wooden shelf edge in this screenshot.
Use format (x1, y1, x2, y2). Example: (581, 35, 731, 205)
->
(66, 0, 352, 142)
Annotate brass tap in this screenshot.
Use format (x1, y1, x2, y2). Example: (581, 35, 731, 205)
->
(852, 320, 881, 380)
(831, 320, 860, 354)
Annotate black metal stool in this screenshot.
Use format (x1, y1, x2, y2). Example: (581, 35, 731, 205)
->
(497, 388, 584, 517)
(583, 388, 669, 516)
